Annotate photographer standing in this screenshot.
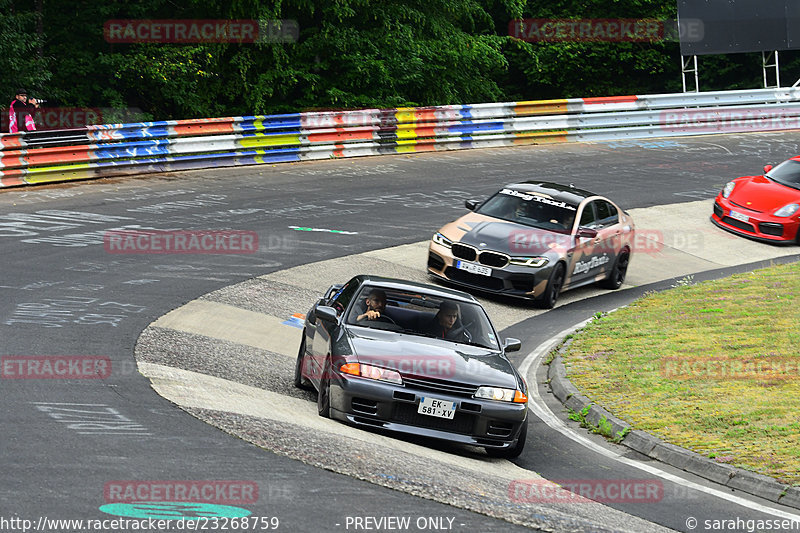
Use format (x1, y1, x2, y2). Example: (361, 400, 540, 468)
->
(8, 89, 40, 133)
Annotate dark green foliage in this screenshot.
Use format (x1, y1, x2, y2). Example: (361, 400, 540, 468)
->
(0, 0, 794, 121)
(1, 0, 52, 95)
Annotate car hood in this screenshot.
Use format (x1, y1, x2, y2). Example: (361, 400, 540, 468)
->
(438, 213, 569, 256)
(347, 328, 519, 389)
(730, 176, 800, 212)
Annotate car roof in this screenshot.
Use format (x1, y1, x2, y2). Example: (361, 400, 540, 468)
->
(353, 275, 479, 303)
(502, 181, 598, 204)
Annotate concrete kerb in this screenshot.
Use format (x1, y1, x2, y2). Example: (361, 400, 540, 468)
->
(782, 487, 800, 509)
(544, 322, 800, 511)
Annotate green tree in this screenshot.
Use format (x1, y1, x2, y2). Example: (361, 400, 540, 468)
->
(13, 0, 792, 122)
(0, 0, 51, 98)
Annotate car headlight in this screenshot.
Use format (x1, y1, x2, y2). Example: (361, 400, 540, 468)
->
(475, 386, 528, 403)
(432, 232, 453, 249)
(722, 181, 736, 198)
(509, 256, 549, 268)
(773, 203, 799, 217)
(340, 363, 402, 385)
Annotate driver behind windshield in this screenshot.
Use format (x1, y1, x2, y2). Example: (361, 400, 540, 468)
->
(355, 289, 388, 323)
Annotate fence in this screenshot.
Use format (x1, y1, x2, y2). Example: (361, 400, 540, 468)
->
(3, 88, 800, 188)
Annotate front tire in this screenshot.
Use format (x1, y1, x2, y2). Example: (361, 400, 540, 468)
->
(317, 358, 332, 418)
(486, 418, 528, 459)
(293, 335, 312, 390)
(600, 250, 630, 290)
(536, 263, 565, 309)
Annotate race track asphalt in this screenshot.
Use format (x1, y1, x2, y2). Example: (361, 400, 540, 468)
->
(3, 131, 800, 532)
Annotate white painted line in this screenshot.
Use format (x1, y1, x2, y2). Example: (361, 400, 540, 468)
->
(519, 324, 800, 521)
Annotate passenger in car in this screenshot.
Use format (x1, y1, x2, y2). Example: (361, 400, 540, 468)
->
(424, 300, 470, 342)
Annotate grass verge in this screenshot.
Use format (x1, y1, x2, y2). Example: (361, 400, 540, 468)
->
(560, 261, 800, 485)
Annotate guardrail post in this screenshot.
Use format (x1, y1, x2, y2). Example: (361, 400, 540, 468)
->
(681, 55, 699, 93)
(762, 51, 780, 89)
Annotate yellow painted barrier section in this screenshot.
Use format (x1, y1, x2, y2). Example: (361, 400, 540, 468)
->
(512, 131, 570, 144)
(396, 125, 424, 139)
(239, 134, 301, 148)
(24, 166, 96, 184)
(515, 100, 569, 116)
(395, 108, 417, 123)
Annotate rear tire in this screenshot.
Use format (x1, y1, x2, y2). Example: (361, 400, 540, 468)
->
(535, 263, 565, 309)
(486, 418, 528, 459)
(600, 250, 630, 290)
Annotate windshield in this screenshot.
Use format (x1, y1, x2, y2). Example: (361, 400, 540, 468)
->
(346, 285, 499, 350)
(476, 188, 577, 232)
(766, 160, 800, 190)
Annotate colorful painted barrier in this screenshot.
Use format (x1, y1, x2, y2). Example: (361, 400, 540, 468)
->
(2, 88, 800, 188)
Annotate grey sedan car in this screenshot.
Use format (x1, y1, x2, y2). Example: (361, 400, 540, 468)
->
(428, 181, 636, 308)
(294, 275, 528, 458)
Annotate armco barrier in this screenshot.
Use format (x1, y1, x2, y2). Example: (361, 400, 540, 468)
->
(3, 88, 800, 188)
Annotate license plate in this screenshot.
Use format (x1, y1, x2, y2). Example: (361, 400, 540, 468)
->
(455, 260, 491, 276)
(418, 397, 456, 419)
(729, 209, 749, 223)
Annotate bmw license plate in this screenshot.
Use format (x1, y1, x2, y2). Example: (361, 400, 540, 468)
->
(418, 397, 456, 419)
(455, 260, 491, 276)
(729, 209, 749, 223)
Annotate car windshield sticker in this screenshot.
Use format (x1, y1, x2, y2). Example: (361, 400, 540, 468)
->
(499, 188, 577, 211)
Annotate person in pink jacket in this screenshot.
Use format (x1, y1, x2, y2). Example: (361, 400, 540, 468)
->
(9, 89, 39, 133)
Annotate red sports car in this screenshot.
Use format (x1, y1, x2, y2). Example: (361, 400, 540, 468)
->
(712, 157, 800, 244)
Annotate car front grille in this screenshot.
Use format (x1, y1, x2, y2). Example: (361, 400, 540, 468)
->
(759, 222, 784, 237)
(478, 251, 509, 268)
(444, 267, 505, 290)
(392, 403, 474, 434)
(451, 243, 510, 268)
(451, 243, 477, 261)
(402, 375, 480, 397)
(713, 202, 724, 218)
(722, 217, 755, 233)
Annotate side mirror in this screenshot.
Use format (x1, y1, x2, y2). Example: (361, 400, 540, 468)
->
(576, 227, 598, 239)
(503, 337, 521, 352)
(464, 199, 479, 211)
(763, 164, 773, 174)
(315, 305, 339, 323)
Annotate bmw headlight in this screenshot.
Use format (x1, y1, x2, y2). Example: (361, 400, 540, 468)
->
(773, 203, 799, 217)
(722, 181, 736, 198)
(509, 256, 549, 268)
(475, 386, 528, 403)
(432, 232, 453, 249)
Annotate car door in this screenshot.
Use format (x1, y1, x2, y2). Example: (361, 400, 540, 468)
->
(569, 200, 612, 285)
(309, 281, 358, 382)
(593, 200, 623, 276)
